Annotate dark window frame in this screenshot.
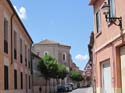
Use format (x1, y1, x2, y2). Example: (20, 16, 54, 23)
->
(20, 38, 23, 63)
(28, 49, 31, 69)
(25, 74, 28, 92)
(21, 72, 23, 89)
(4, 65, 9, 90)
(62, 53, 66, 61)
(108, 0, 115, 18)
(4, 18, 8, 54)
(14, 69, 17, 89)
(96, 11, 101, 33)
(25, 44, 27, 66)
(29, 76, 31, 89)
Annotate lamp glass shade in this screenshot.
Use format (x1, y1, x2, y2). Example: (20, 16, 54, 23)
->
(102, 2, 110, 15)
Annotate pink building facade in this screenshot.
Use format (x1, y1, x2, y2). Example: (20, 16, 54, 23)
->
(89, 0, 125, 93)
(0, 0, 33, 93)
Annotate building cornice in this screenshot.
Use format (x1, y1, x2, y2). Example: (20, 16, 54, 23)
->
(94, 30, 125, 53)
(89, 0, 97, 5)
(32, 52, 41, 59)
(34, 39, 71, 48)
(7, 0, 33, 43)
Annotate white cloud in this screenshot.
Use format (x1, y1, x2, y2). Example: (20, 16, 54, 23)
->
(14, 5, 27, 20)
(75, 54, 89, 62)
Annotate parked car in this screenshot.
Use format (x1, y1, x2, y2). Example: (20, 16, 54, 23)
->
(67, 83, 75, 90)
(57, 84, 69, 92)
(66, 84, 72, 92)
(57, 84, 72, 92)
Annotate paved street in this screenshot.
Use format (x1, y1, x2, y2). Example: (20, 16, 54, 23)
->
(68, 87, 93, 93)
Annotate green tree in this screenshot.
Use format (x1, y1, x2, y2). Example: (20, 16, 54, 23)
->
(69, 71, 83, 81)
(37, 54, 58, 93)
(69, 71, 84, 88)
(51, 64, 68, 93)
(56, 64, 68, 82)
(37, 54, 68, 93)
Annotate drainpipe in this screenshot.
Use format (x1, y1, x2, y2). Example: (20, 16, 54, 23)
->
(11, 14, 14, 64)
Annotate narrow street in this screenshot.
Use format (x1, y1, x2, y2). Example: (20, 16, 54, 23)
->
(68, 87, 93, 93)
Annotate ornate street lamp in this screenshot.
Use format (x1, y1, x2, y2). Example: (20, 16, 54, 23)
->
(101, 2, 122, 28)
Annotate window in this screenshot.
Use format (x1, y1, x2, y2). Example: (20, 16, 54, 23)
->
(29, 76, 31, 89)
(20, 39, 23, 63)
(28, 49, 31, 69)
(4, 65, 9, 90)
(14, 31, 17, 59)
(108, 0, 115, 17)
(96, 11, 101, 33)
(25, 45, 27, 66)
(4, 18, 8, 53)
(62, 53, 66, 62)
(21, 72, 23, 89)
(14, 69, 17, 89)
(25, 74, 28, 91)
(44, 51, 48, 55)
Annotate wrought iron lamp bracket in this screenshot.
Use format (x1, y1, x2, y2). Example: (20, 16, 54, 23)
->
(105, 14, 122, 29)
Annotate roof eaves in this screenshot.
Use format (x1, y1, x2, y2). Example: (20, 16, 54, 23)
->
(59, 44, 71, 48)
(89, 0, 96, 5)
(32, 52, 41, 59)
(7, 0, 33, 43)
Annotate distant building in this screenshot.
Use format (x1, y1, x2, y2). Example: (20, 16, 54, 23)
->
(84, 62, 92, 77)
(70, 62, 79, 72)
(83, 32, 94, 88)
(32, 39, 73, 92)
(83, 61, 92, 87)
(0, 0, 33, 93)
(32, 39, 72, 68)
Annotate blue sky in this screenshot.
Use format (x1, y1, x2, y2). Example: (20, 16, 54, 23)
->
(11, 0, 93, 70)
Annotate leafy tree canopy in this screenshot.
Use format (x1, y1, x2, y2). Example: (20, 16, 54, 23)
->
(37, 54, 58, 79)
(69, 71, 83, 81)
(37, 54, 68, 80)
(56, 64, 68, 80)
